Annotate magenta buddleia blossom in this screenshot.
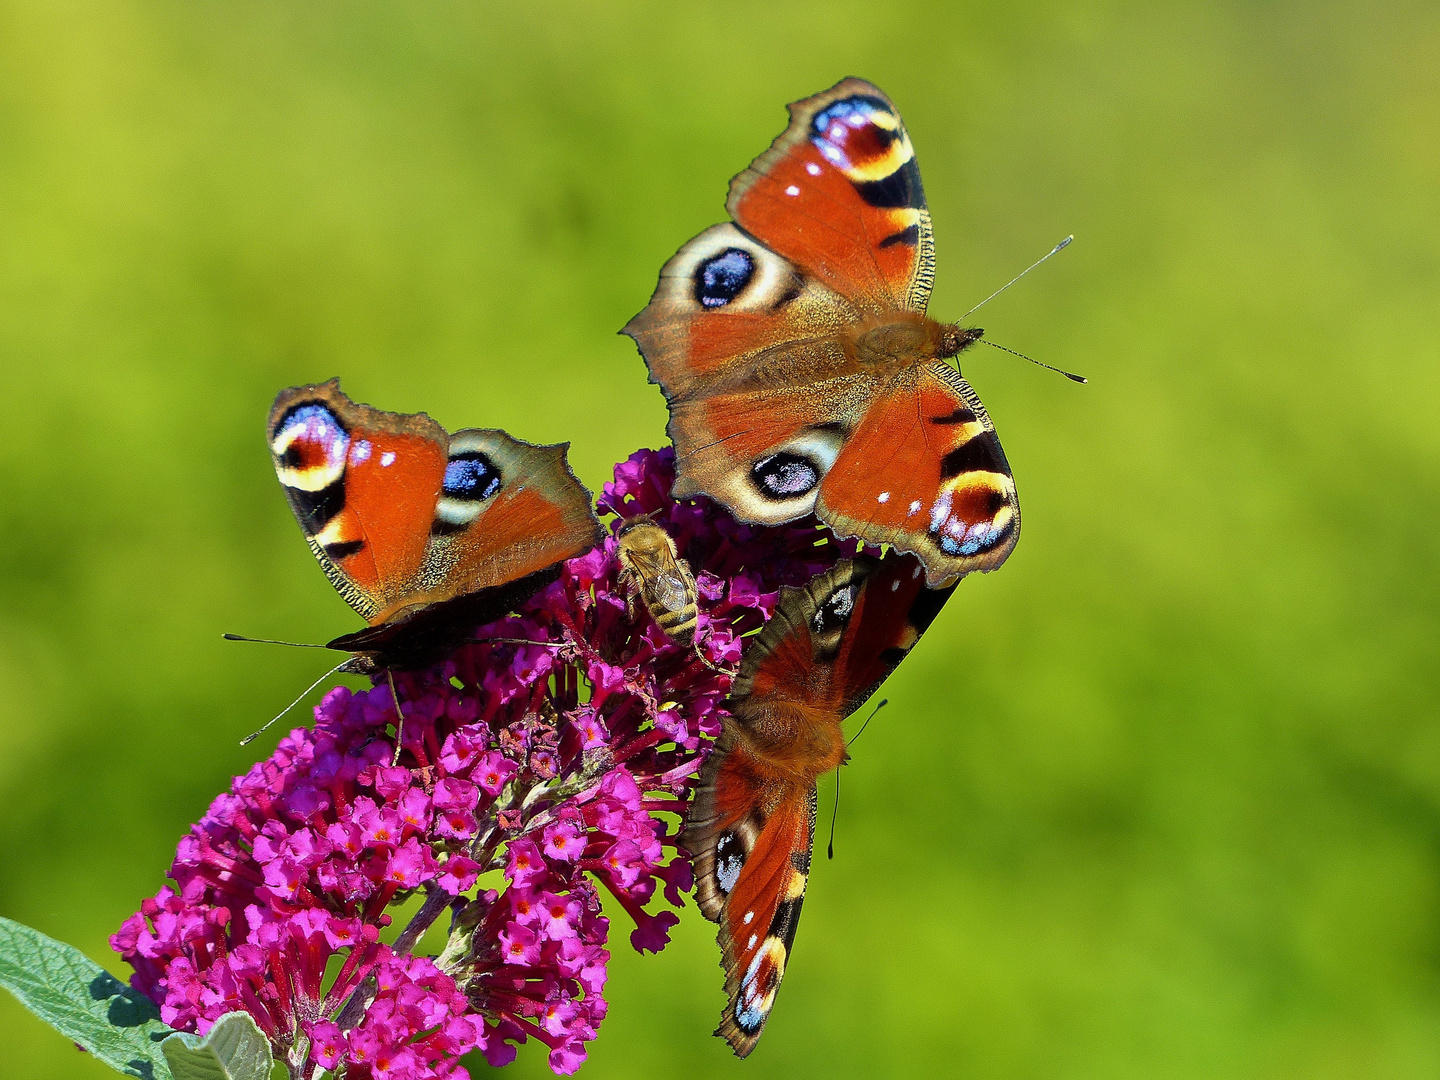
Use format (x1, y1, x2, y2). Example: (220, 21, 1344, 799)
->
(112, 449, 842, 1078)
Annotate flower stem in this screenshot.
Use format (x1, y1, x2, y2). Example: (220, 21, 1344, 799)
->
(392, 884, 451, 955)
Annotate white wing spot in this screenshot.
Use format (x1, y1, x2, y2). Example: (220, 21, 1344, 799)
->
(908, 500, 921, 515)
(877, 491, 890, 504)
(717, 851, 742, 893)
(350, 439, 372, 464)
(806, 162, 822, 176)
(748, 934, 758, 949)
(380, 451, 397, 467)
(743, 911, 754, 925)
(785, 184, 800, 196)
(930, 491, 954, 531)
(891, 579, 900, 592)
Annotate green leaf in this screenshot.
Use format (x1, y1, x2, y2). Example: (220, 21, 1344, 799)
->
(162, 1011, 275, 1080)
(0, 915, 175, 1079)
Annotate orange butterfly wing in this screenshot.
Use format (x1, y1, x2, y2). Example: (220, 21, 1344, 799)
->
(816, 363, 1018, 579)
(685, 554, 956, 1054)
(728, 77, 934, 313)
(267, 380, 602, 668)
(688, 729, 815, 1058)
(624, 79, 1020, 586)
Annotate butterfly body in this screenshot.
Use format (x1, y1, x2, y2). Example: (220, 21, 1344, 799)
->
(684, 553, 957, 1055)
(268, 380, 602, 673)
(625, 78, 1019, 587)
(842, 311, 980, 373)
(725, 703, 847, 789)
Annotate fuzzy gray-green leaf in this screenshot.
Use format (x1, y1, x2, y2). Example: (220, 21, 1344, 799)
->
(162, 1011, 274, 1080)
(0, 915, 174, 1079)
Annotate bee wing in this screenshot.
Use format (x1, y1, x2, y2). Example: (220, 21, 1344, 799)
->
(649, 570, 693, 614)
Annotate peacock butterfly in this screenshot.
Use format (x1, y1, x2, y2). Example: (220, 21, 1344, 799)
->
(267, 379, 603, 674)
(624, 77, 1020, 588)
(683, 552, 956, 1055)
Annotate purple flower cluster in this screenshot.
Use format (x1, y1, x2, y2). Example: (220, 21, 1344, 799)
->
(113, 449, 841, 1077)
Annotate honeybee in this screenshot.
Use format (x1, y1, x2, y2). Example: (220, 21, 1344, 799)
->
(616, 516, 722, 671)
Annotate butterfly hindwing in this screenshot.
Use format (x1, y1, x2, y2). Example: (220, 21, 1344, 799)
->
(686, 553, 956, 1055)
(733, 553, 958, 715)
(624, 223, 859, 400)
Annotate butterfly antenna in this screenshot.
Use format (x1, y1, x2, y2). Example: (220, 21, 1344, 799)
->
(980, 339, 1088, 384)
(223, 633, 331, 649)
(960, 235, 1072, 322)
(387, 670, 406, 767)
(830, 698, 890, 860)
(827, 765, 841, 861)
(847, 698, 889, 748)
(240, 659, 349, 746)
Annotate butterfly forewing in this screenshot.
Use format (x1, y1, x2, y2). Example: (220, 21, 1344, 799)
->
(687, 728, 817, 1058)
(269, 382, 446, 619)
(817, 364, 1019, 586)
(728, 78, 935, 313)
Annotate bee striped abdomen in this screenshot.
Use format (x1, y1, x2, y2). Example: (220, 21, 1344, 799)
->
(646, 576, 698, 648)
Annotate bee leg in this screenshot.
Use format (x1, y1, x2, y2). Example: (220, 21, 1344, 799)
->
(617, 569, 643, 624)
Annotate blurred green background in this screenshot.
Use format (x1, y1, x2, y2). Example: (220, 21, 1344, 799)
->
(3, 1, 1437, 1077)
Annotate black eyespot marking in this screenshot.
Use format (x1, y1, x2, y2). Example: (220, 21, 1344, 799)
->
(751, 453, 820, 500)
(878, 223, 920, 248)
(930, 406, 978, 426)
(939, 431, 1005, 479)
(855, 158, 925, 209)
(694, 248, 755, 308)
(909, 581, 959, 633)
(768, 896, 804, 951)
(274, 401, 349, 444)
(813, 584, 856, 636)
(288, 482, 345, 535)
(323, 539, 365, 560)
(734, 970, 775, 1035)
(443, 452, 502, 502)
(878, 646, 908, 669)
(931, 517, 1012, 558)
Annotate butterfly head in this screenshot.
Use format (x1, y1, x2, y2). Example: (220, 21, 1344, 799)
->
(937, 323, 984, 360)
